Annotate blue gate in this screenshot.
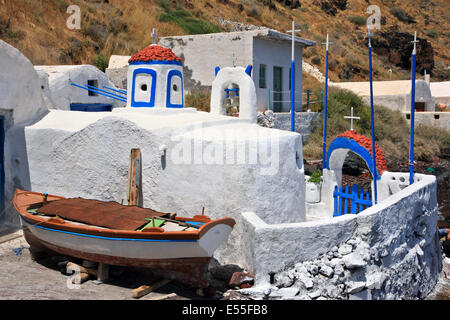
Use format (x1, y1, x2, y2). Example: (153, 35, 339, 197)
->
(333, 184, 372, 217)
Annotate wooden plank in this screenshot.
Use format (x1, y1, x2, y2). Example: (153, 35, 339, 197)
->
(66, 262, 98, 276)
(132, 279, 171, 299)
(127, 148, 142, 206)
(338, 186, 343, 216)
(149, 293, 177, 300)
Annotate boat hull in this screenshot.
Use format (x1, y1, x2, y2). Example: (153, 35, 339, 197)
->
(14, 189, 236, 288)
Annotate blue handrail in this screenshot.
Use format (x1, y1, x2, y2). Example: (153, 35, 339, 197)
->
(70, 83, 127, 103)
(103, 86, 127, 95)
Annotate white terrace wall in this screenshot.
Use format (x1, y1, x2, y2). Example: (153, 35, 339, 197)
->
(0, 40, 48, 233)
(240, 173, 442, 299)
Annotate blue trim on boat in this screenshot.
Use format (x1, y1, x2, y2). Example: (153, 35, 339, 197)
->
(24, 220, 197, 243)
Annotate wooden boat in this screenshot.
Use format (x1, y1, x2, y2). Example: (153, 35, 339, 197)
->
(13, 189, 235, 288)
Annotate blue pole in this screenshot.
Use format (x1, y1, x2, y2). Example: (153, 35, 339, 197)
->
(368, 37, 378, 204)
(322, 36, 329, 170)
(291, 60, 295, 132)
(410, 32, 418, 185)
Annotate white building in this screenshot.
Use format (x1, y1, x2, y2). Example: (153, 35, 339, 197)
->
(430, 81, 450, 107)
(331, 80, 435, 113)
(35, 65, 124, 111)
(106, 29, 316, 113)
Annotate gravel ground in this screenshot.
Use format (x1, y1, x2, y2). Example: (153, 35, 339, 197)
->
(0, 231, 215, 300)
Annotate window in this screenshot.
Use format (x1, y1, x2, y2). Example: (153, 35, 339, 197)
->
(273, 66, 283, 112)
(259, 64, 266, 89)
(87, 80, 98, 96)
(289, 68, 291, 90)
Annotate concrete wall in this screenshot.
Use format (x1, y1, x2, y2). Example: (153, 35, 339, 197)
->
(24, 108, 306, 266)
(0, 40, 49, 233)
(159, 33, 254, 92)
(105, 67, 128, 89)
(34, 65, 124, 110)
(240, 173, 442, 299)
(403, 111, 450, 132)
(271, 111, 320, 142)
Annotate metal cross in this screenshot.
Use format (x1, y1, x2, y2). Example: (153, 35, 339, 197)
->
(321, 33, 334, 51)
(411, 31, 419, 55)
(366, 26, 374, 48)
(344, 107, 360, 131)
(287, 20, 302, 61)
(152, 28, 158, 44)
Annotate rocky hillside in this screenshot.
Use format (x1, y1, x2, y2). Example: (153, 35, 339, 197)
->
(0, 0, 448, 84)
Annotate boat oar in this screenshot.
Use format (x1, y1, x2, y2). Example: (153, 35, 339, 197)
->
(145, 216, 202, 229)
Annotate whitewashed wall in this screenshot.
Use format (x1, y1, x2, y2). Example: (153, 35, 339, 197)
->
(24, 108, 306, 266)
(240, 173, 442, 299)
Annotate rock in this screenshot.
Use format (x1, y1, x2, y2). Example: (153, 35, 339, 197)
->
(209, 264, 244, 282)
(319, 265, 334, 278)
(346, 281, 366, 294)
(307, 264, 319, 276)
(338, 243, 353, 256)
(308, 290, 322, 299)
(349, 289, 372, 300)
(343, 253, 367, 269)
(331, 246, 338, 253)
(334, 264, 345, 276)
(294, 263, 308, 275)
(274, 271, 295, 288)
(229, 272, 254, 288)
(330, 258, 343, 267)
(366, 272, 385, 290)
(297, 273, 314, 289)
(270, 287, 299, 299)
(371, 28, 434, 75)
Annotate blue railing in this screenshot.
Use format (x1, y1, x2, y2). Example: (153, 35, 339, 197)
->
(333, 184, 372, 217)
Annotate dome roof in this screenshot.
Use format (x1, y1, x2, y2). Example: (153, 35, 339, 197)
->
(128, 45, 182, 65)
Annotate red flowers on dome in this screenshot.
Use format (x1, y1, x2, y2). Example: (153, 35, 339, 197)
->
(128, 45, 182, 63)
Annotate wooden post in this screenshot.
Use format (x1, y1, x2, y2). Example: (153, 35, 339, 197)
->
(127, 148, 142, 207)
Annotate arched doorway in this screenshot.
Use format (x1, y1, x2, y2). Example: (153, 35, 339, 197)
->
(210, 66, 256, 122)
(325, 130, 387, 216)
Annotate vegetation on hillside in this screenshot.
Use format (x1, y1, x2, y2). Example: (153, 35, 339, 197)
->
(0, 0, 448, 83)
(303, 88, 450, 168)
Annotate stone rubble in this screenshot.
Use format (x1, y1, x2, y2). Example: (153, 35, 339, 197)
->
(238, 227, 441, 300)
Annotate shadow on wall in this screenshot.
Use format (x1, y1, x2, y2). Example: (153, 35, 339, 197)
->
(0, 112, 47, 236)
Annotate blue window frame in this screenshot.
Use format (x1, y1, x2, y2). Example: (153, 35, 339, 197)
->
(166, 69, 184, 108)
(131, 68, 157, 108)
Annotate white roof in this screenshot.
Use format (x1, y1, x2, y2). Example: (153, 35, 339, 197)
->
(430, 81, 450, 98)
(332, 80, 423, 96)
